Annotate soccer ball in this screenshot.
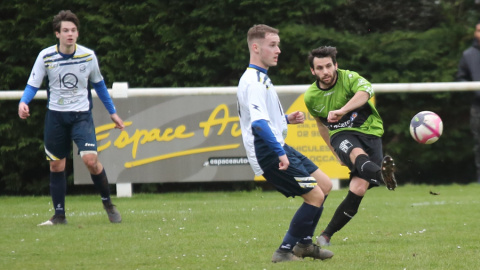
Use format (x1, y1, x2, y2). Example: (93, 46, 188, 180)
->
(409, 111, 443, 144)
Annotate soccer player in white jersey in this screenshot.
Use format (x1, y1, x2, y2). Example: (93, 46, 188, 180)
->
(237, 24, 333, 263)
(18, 10, 124, 225)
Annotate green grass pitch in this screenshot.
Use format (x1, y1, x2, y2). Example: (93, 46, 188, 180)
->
(1, 184, 479, 269)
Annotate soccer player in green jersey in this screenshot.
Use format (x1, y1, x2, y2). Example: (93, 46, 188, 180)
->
(304, 46, 397, 247)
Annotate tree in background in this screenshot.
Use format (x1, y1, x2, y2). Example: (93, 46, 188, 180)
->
(1, 0, 479, 194)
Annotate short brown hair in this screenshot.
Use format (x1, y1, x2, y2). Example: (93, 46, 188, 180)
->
(308, 46, 338, 68)
(52, 10, 79, 32)
(247, 24, 279, 45)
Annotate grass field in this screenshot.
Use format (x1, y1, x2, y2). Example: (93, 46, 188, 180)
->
(1, 184, 479, 270)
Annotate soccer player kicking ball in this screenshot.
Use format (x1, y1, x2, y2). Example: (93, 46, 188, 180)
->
(237, 24, 334, 263)
(18, 10, 124, 225)
(304, 46, 397, 247)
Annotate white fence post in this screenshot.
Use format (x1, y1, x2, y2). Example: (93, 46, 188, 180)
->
(111, 82, 132, 197)
(331, 179, 340, 190)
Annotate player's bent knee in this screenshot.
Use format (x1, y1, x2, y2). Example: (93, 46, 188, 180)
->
(81, 152, 99, 169)
(302, 186, 324, 207)
(350, 177, 369, 196)
(49, 159, 66, 172)
(349, 148, 367, 163)
(311, 169, 332, 194)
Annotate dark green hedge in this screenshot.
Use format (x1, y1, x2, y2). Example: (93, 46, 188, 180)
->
(1, 0, 479, 194)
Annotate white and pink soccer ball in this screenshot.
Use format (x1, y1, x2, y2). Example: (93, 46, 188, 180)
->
(409, 111, 443, 144)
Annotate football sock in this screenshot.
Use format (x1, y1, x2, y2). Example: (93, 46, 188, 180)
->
(280, 202, 320, 249)
(313, 195, 327, 229)
(323, 190, 363, 237)
(50, 171, 66, 216)
(299, 195, 328, 244)
(355, 154, 382, 182)
(91, 168, 112, 205)
(280, 232, 299, 251)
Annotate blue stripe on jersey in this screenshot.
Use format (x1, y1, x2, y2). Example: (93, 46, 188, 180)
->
(252, 119, 286, 156)
(247, 65, 271, 88)
(45, 57, 92, 65)
(43, 51, 58, 59)
(44, 52, 92, 64)
(263, 75, 269, 85)
(58, 58, 93, 66)
(44, 58, 93, 69)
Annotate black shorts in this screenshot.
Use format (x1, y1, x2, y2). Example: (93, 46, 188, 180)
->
(331, 131, 383, 179)
(44, 110, 97, 160)
(261, 144, 319, 198)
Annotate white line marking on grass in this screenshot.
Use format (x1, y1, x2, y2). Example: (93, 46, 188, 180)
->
(411, 200, 480, 206)
(411, 201, 446, 206)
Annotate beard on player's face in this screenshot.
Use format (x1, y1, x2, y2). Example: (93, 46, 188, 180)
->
(317, 69, 337, 87)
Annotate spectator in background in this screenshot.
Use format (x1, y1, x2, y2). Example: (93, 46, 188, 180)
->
(456, 20, 480, 184)
(18, 10, 124, 225)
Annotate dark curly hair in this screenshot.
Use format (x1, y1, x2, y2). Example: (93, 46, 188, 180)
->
(52, 10, 79, 33)
(308, 46, 337, 68)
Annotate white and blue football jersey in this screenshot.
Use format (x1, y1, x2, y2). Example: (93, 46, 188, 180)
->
(237, 66, 288, 175)
(27, 44, 104, 112)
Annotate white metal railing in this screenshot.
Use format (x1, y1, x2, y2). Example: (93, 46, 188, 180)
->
(5, 81, 479, 197)
(2, 81, 480, 100)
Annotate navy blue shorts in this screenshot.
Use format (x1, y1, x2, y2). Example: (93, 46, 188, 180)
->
(331, 131, 383, 179)
(44, 110, 97, 160)
(261, 144, 319, 198)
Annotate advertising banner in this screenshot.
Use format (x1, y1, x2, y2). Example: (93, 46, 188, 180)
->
(73, 93, 349, 184)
